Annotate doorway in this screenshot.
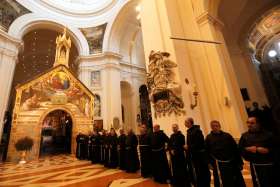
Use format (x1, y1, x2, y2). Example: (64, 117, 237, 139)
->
(139, 85, 152, 130)
(40, 110, 72, 156)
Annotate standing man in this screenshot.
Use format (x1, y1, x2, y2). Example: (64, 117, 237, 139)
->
(151, 125, 170, 184)
(118, 129, 127, 170)
(90, 129, 101, 164)
(99, 129, 107, 164)
(87, 132, 92, 160)
(239, 117, 276, 187)
(205, 120, 245, 187)
(103, 130, 110, 167)
(108, 128, 119, 168)
(125, 129, 140, 173)
(139, 124, 152, 178)
(76, 133, 88, 160)
(169, 124, 191, 187)
(185, 117, 211, 187)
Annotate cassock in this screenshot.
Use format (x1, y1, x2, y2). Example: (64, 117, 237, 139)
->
(87, 135, 92, 160)
(90, 134, 101, 164)
(108, 134, 119, 168)
(118, 134, 127, 170)
(169, 131, 191, 187)
(76, 134, 89, 160)
(103, 135, 110, 167)
(205, 131, 246, 187)
(125, 133, 140, 173)
(151, 130, 171, 183)
(239, 129, 276, 187)
(186, 125, 211, 187)
(100, 134, 106, 164)
(139, 133, 152, 177)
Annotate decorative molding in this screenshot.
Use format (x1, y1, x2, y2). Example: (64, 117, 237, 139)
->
(196, 11, 224, 29)
(147, 51, 185, 118)
(120, 61, 146, 71)
(0, 29, 22, 47)
(77, 51, 122, 62)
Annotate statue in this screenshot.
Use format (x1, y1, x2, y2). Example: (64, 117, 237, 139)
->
(147, 50, 185, 118)
(53, 27, 71, 68)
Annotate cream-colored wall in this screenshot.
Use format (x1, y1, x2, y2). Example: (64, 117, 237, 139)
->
(78, 52, 146, 132)
(140, 0, 247, 137)
(227, 47, 268, 107)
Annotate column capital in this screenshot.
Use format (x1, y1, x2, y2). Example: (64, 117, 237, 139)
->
(196, 11, 224, 29)
(0, 29, 22, 63)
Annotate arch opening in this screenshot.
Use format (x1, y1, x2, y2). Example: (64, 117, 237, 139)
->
(139, 85, 152, 130)
(40, 110, 73, 157)
(217, 0, 280, 132)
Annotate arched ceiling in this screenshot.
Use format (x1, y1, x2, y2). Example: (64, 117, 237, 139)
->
(108, 0, 145, 67)
(218, 0, 280, 51)
(36, 0, 116, 16)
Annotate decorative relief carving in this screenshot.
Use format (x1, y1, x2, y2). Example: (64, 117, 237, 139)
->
(147, 51, 185, 118)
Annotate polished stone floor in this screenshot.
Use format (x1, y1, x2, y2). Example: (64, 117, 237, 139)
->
(0, 155, 252, 187)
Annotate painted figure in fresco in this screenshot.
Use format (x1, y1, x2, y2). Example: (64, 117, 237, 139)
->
(51, 72, 70, 90)
(22, 94, 40, 111)
(84, 99, 90, 117)
(94, 95, 101, 117)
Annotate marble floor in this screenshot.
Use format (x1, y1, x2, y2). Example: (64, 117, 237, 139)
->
(0, 155, 252, 187)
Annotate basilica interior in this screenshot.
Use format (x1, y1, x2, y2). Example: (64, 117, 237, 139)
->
(0, 0, 279, 186)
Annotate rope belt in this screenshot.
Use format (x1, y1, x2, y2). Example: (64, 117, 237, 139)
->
(152, 147, 164, 152)
(211, 155, 233, 163)
(252, 163, 273, 166)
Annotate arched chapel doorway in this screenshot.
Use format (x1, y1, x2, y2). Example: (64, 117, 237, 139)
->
(40, 110, 72, 157)
(139, 85, 152, 130)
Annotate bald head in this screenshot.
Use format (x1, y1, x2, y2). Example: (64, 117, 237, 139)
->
(210, 120, 221, 133)
(153, 124, 160, 132)
(185, 117, 194, 128)
(119, 129, 125, 135)
(247, 117, 259, 131)
(172, 124, 179, 133)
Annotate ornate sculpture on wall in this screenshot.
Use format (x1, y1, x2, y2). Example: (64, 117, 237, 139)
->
(147, 51, 185, 118)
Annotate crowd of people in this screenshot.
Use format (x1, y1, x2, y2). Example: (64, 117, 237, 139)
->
(76, 116, 279, 187)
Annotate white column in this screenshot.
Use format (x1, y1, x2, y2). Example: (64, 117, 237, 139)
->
(103, 63, 122, 130)
(77, 53, 123, 130)
(0, 30, 21, 138)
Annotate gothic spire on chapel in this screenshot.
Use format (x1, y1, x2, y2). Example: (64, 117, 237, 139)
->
(53, 27, 71, 68)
